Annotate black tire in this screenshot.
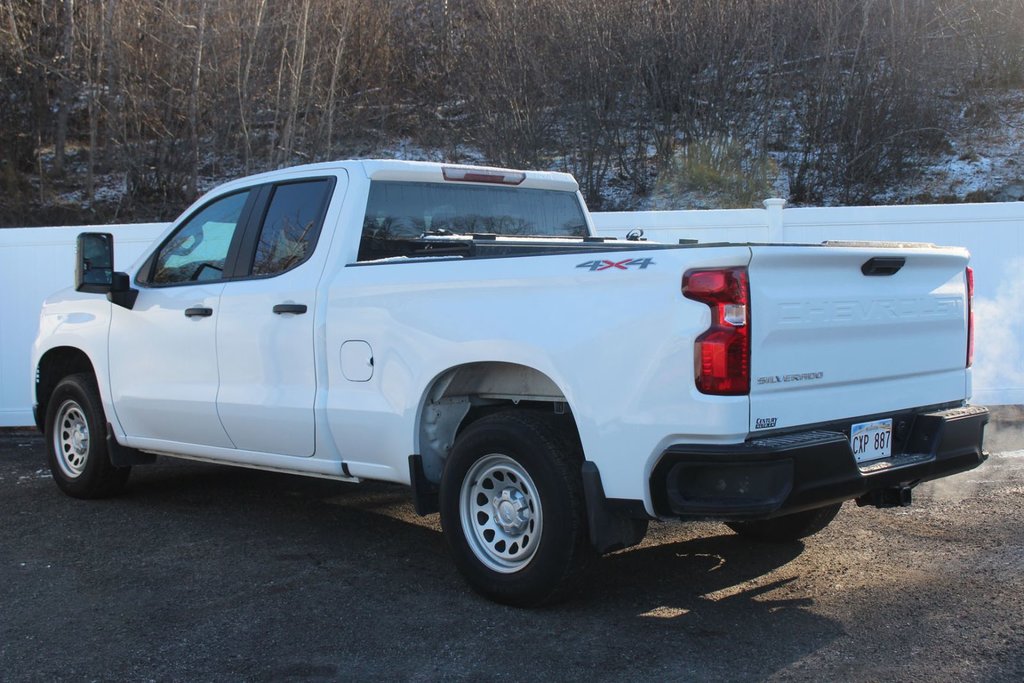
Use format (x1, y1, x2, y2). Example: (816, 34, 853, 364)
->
(44, 373, 131, 499)
(726, 502, 842, 542)
(439, 411, 594, 606)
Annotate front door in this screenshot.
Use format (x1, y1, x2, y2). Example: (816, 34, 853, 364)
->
(109, 189, 254, 448)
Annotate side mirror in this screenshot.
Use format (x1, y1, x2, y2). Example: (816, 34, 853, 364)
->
(75, 232, 114, 292)
(75, 232, 138, 309)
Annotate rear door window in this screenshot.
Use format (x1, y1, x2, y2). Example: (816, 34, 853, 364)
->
(250, 179, 333, 276)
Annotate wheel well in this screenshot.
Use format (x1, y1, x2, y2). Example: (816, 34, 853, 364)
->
(417, 362, 581, 484)
(35, 347, 96, 431)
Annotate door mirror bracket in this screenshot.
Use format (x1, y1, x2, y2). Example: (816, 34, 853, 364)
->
(107, 272, 139, 309)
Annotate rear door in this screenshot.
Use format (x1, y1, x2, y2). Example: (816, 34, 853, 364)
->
(214, 174, 342, 457)
(747, 244, 970, 434)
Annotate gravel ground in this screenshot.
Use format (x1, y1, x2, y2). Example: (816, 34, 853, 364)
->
(1, 428, 1021, 682)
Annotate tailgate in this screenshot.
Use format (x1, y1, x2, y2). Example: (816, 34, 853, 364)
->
(748, 244, 970, 433)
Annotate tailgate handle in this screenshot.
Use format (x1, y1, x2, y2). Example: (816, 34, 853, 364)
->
(861, 257, 905, 276)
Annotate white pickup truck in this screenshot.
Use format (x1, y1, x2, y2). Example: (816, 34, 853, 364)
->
(32, 160, 988, 605)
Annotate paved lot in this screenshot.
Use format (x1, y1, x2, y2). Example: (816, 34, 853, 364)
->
(1, 428, 1022, 682)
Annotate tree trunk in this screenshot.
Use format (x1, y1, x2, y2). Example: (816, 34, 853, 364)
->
(54, 0, 75, 176)
(188, 2, 206, 198)
(101, 0, 117, 169)
(324, 14, 350, 159)
(280, 0, 311, 164)
(237, 0, 267, 173)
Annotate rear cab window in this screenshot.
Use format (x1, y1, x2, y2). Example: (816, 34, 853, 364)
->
(357, 181, 588, 262)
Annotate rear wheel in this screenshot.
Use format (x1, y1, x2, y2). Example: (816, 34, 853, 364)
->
(45, 374, 130, 499)
(439, 411, 593, 606)
(726, 502, 842, 542)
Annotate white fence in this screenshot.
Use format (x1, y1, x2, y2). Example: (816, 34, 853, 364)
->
(2, 199, 1022, 426)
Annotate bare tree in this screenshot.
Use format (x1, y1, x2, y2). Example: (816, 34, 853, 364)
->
(187, 0, 206, 196)
(53, 0, 74, 176)
(288, 0, 310, 163)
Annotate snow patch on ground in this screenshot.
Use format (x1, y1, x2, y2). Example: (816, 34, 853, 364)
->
(904, 90, 1024, 202)
(374, 138, 487, 166)
(55, 174, 128, 206)
(935, 155, 993, 192)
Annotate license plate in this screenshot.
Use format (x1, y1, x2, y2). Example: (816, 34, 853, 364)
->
(850, 418, 893, 463)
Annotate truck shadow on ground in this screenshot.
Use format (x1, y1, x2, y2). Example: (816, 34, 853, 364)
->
(126, 460, 841, 674)
(122, 458, 821, 609)
(4, 448, 844, 680)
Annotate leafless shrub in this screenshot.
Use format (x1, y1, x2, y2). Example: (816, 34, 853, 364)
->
(654, 136, 777, 209)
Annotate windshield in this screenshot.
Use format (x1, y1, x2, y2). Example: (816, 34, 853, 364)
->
(358, 181, 588, 261)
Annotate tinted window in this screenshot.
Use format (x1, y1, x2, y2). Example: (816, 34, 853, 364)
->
(251, 179, 332, 276)
(151, 191, 249, 285)
(359, 181, 588, 261)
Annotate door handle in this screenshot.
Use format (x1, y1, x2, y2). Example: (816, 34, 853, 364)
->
(273, 303, 308, 315)
(184, 306, 213, 317)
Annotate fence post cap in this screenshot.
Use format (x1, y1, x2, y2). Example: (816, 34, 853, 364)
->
(763, 197, 787, 209)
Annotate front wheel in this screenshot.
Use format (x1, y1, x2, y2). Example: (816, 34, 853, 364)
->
(726, 502, 842, 542)
(439, 411, 593, 606)
(45, 373, 131, 499)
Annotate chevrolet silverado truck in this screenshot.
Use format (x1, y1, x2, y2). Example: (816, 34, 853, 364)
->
(32, 160, 988, 605)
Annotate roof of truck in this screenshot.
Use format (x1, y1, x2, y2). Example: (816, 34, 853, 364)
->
(209, 159, 580, 194)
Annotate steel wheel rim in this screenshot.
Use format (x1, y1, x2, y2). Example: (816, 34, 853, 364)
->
(460, 453, 543, 574)
(54, 399, 89, 479)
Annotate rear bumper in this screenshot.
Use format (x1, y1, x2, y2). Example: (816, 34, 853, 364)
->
(651, 405, 989, 520)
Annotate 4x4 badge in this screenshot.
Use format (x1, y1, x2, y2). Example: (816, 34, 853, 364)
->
(576, 258, 655, 271)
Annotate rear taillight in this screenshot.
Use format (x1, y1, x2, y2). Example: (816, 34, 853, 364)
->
(683, 267, 750, 395)
(966, 266, 974, 368)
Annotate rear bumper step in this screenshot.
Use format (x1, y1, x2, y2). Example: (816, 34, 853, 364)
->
(651, 405, 989, 520)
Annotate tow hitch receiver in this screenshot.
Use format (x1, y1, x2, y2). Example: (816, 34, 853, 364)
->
(857, 486, 913, 508)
